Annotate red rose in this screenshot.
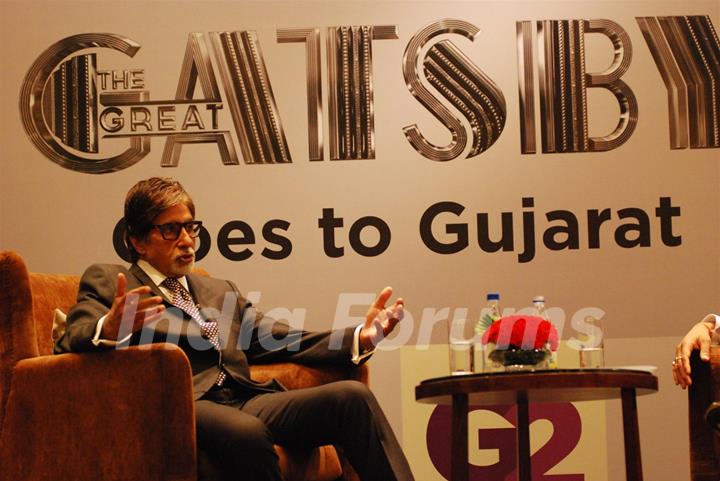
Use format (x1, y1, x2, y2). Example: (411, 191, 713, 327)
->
(482, 315, 559, 351)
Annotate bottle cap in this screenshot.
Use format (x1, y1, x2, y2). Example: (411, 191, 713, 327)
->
(486, 293, 500, 301)
(532, 295, 545, 303)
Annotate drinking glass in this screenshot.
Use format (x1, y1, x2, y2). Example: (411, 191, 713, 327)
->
(579, 315, 605, 368)
(448, 318, 475, 375)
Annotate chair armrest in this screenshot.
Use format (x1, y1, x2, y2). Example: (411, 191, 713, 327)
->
(689, 347, 720, 480)
(249, 362, 368, 391)
(0, 345, 196, 481)
(711, 344, 720, 397)
(706, 402, 720, 433)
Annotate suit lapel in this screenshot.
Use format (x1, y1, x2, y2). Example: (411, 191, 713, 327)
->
(129, 263, 172, 304)
(186, 273, 215, 318)
(129, 264, 209, 342)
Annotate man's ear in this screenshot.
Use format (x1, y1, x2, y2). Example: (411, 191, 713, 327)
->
(129, 236, 145, 256)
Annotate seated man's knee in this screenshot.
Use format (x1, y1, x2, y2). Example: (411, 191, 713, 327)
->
(332, 380, 375, 407)
(214, 414, 278, 466)
(230, 416, 274, 449)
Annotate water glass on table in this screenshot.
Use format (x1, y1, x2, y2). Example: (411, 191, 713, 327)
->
(579, 315, 605, 368)
(448, 318, 475, 375)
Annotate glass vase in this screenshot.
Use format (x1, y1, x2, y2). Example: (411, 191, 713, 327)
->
(487, 344, 552, 371)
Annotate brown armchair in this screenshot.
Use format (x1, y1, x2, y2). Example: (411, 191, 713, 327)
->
(688, 346, 720, 480)
(0, 250, 364, 481)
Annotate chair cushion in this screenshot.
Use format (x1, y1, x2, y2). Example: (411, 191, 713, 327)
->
(51, 308, 67, 343)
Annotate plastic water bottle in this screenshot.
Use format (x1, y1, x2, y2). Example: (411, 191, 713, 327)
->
(487, 293, 501, 320)
(532, 295, 547, 318)
(532, 295, 556, 368)
(479, 293, 502, 372)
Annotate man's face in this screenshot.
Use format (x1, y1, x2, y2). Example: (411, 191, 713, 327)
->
(131, 203, 196, 278)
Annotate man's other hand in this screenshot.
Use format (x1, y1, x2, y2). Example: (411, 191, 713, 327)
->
(359, 286, 404, 352)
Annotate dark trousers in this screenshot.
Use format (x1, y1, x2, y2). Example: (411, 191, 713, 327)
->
(196, 380, 414, 481)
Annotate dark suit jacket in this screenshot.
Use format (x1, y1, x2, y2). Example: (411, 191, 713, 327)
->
(54, 264, 357, 399)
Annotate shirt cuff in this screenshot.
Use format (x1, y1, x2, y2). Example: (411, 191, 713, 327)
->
(713, 314, 720, 333)
(92, 315, 132, 347)
(351, 324, 375, 365)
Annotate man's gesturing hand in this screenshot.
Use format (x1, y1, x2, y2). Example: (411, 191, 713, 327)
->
(100, 273, 165, 341)
(359, 286, 404, 353)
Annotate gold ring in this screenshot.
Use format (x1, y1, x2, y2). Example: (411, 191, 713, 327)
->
(672, 360, 677, 367)
(675, 356, 684, 361)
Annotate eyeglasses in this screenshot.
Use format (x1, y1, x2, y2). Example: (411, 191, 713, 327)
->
(151, 221, 203, 240)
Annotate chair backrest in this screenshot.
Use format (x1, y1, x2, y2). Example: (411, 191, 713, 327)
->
(30, 272, 81, 356)
(0, 251, 80, 357)
(689, 346, 720, 480)
(0, 252, 38, 433)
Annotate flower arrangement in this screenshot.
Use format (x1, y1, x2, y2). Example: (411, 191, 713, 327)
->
(477, 315, 559, 369)
(480, 315, 559, 350)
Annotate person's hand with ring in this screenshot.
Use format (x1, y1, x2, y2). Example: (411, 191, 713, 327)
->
(672, 314, 717, 389)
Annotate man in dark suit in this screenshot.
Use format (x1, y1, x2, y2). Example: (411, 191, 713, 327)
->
(55, 177, 414, 481)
